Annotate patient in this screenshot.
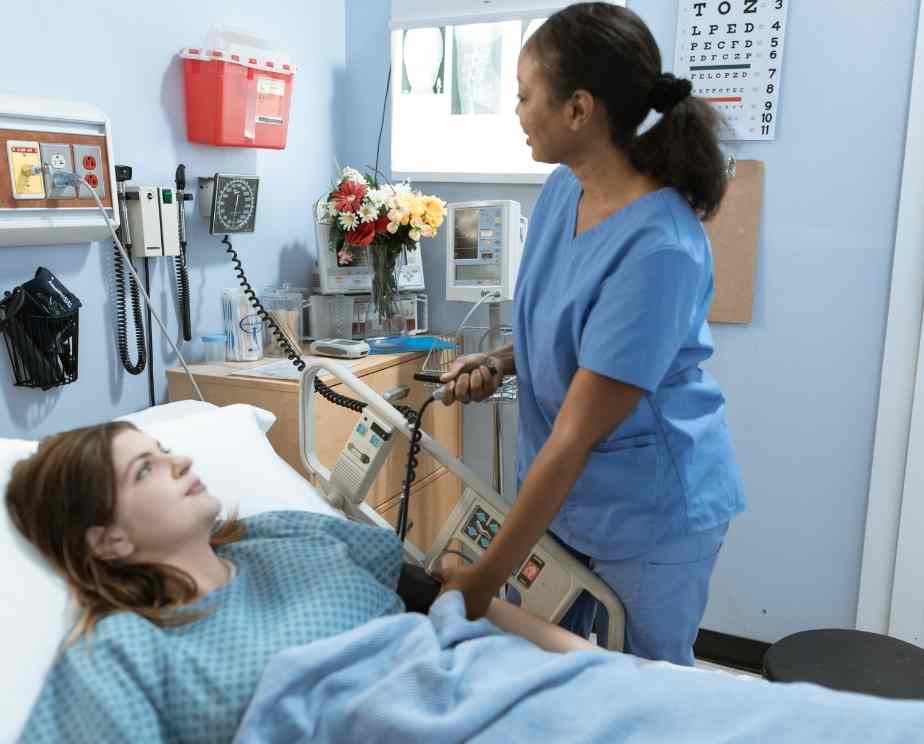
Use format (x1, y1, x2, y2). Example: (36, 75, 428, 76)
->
(7, 421, 594, 744)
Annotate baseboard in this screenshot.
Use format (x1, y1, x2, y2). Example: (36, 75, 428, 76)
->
(694, 629, 770, 674)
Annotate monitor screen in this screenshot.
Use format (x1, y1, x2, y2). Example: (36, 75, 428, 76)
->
(452, 205, 503, 287)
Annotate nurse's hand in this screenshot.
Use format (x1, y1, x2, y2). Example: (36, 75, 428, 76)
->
(434, 562, 496, 620)
(439, 353, 504, 406)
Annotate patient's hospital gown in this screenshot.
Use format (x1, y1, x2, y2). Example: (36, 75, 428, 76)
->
(20, 511, 405, 744)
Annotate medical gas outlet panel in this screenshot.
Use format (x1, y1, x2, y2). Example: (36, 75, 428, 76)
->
(0, 95, 118, 246)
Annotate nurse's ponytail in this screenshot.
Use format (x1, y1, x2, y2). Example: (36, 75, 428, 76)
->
(629, 75, 727, 220)
(527, 2, 728, 220)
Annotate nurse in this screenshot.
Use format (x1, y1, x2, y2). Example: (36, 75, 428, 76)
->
(438, 2, 745, 666)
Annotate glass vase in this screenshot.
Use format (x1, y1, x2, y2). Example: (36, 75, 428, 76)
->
(367, 245, 405, 337)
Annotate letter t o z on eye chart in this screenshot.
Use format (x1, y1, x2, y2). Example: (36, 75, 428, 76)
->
(673, 0, 790, 141)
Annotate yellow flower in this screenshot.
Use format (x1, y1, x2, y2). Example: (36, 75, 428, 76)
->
(408, 196, 426, 220)
(423, 196, 447, 228)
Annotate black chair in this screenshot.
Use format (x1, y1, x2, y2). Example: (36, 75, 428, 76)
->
(763, 629, 924, 700)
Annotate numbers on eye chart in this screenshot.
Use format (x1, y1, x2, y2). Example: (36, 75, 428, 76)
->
(673, 0, 790, 141)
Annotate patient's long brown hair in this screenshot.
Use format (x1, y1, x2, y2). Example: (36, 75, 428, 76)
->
(5, 421, 245, 640)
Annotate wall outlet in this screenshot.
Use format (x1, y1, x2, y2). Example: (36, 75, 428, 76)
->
(72, 144, 105, 199)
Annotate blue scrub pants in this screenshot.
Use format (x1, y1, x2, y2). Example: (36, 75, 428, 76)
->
(556, 522, 730, 666)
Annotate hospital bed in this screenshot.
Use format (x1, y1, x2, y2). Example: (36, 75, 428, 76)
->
(4, 400, 924, 743)
(0, 393, 622, 742)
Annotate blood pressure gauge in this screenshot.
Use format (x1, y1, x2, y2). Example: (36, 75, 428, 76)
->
(199, 173, 260, 234)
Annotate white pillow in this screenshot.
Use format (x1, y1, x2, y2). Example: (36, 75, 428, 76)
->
(140, 404, 341, 519)
(116, 399, 219, 428)
(0, 403, 339, 743)
(117, 399, 276, 435)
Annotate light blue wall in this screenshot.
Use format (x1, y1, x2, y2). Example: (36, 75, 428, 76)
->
(0, 0, 346, 438)
(344, 0, 920, 642)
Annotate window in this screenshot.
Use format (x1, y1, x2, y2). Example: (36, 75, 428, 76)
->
(389, 1, 625, 183)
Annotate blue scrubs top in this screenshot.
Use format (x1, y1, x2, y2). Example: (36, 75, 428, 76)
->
(513, 166, 745, 560)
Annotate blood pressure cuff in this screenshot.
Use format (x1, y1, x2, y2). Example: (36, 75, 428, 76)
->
(396, 562, 442, 615)
(20, 267, 82, 318)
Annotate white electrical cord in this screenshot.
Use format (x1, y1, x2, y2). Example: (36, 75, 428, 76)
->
(66, 173, 206, 402)
(453, 290, 501, 341)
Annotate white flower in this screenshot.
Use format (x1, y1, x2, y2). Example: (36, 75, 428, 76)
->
(315, 199, 332, 224)
(392, 181, 412, 194)
(387, 221, 400, 234)
(409, 228, 422, 242)
(339, 211, 359, 230)
(367, 188, 390, 209)
(358, 203, 378, 223)
(341, 167, 366, 185)
(421, 225, 436, 238)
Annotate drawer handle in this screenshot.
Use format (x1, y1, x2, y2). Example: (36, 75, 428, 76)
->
(383, 384, 410, 403)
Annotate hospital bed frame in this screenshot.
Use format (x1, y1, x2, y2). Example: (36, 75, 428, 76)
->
(299, 360, 626, 652)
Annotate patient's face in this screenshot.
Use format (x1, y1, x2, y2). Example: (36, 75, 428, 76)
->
(108, 429, 220, 561)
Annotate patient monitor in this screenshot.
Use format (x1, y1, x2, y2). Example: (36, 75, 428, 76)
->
(299, 359, 626, 652)
(313, 211, 425, 295)
(446, 200, 524, 303)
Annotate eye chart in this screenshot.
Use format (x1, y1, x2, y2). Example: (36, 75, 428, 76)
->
(673, 0, 790, 141)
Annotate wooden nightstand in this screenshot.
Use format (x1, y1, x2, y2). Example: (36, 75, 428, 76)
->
(166, 351, 461, 552)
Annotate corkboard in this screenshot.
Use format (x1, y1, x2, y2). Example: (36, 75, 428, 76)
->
(705, 159, 763, 324)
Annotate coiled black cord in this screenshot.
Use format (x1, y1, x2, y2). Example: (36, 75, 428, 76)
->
(175, 252, 192, 342)
(221, 234, 421, 429)
(113, 240, 147, 375)
(397, 394, 437, 540)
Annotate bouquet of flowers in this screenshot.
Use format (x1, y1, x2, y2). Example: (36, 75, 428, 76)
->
(316, 166, 447, 332)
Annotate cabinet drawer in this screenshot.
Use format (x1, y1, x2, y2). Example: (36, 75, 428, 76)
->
(313, 361, 460, 507)
(377, 468, 461, 554)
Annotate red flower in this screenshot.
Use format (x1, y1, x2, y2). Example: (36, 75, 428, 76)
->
(331, 180, 367, 213)
(346, 221, 376, 247)
(373, 214, 390, 234)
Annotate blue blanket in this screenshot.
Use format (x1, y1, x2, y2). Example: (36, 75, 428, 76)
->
(236, 592, 924, 743)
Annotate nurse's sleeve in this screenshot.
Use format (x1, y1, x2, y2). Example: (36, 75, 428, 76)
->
(19, 636, 167, 743)
(578, 248, 702, 393)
